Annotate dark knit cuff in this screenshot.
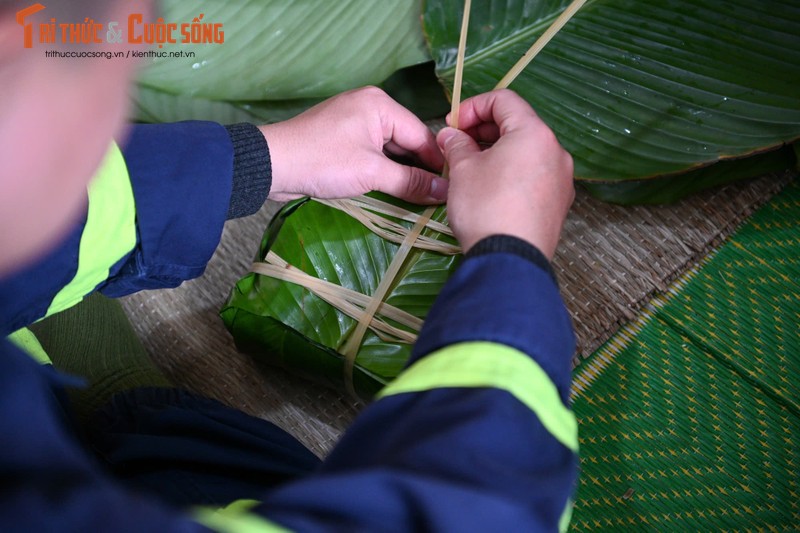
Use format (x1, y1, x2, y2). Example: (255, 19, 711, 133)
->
(224, 123, 272, 219)
(465, 234, 558, 286)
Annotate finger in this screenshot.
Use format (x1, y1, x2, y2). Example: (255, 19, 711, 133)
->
(462, 122, 501, 144)
(371, 159, 449, 205)
(380, 99, 445, 172)
(450, 89, 539, 135)
(437, 127, 480, 164)
(384, 140, 421, 163)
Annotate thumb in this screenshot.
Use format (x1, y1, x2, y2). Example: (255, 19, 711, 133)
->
(437, 127, 479, 163)
(372, 160, 450, 205)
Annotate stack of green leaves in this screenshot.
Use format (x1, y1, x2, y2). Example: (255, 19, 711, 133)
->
(425, 0, 800, 203)
(141, 0, 800, 203)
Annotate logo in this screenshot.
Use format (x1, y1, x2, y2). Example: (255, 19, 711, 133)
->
(15, 4, 225, 49)
(16, 3, 45, 48)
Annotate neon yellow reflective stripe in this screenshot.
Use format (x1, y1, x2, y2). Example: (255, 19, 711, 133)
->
(7, 327, 51, 365)
(559, 499, 574, 532)
(194, 500, 291, 533)
(377, 342, 579, 452)
(46, 143, 136, 317)
(221, 499, 261, 514)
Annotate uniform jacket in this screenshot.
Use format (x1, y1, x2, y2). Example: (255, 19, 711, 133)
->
(0, 121, 578, 532)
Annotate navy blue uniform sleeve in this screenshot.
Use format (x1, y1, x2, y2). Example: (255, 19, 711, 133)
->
(102, 121, 248, 296)
(0, 233, 576, 531)
(0, 122, 271, 332)
(253, 236, 579, 532)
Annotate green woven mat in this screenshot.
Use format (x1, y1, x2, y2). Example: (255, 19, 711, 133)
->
(570, 178, 800, 530)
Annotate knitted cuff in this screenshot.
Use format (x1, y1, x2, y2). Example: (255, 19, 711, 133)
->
(465, 234, 558, 286)
(224, 123, 272, 219)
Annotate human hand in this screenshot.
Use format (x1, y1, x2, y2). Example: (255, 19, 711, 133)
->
(437, 90, 574, 259)
(259, 87, 447, 204)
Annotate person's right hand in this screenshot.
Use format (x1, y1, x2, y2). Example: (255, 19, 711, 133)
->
(437, 90, 574, 259)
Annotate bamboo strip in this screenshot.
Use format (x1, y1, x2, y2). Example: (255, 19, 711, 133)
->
(316, 198, 460, 255)
(250, 0, 589, 398)
(340, 206, 436, 397)
(261, 253, 423, 333)
(495, 0, 588, 90)
(253, 252, 422, 342)
(339, 0, 473, 397)
(450, 0, 472, 128)
(344, 196, 454, 237)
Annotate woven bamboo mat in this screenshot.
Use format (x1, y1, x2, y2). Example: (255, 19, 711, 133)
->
(120, 171, 795, 457)
(569, 178, 799, 529)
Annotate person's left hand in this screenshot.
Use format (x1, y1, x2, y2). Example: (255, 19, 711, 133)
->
(259, 86, 447, 204)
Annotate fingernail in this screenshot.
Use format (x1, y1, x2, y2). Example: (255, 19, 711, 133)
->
(438, 128, 456, 147)
(429, 177, 449, 201)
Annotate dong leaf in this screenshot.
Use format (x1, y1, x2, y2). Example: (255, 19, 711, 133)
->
(221, 197, 458, 399)
(137, 0, 429, 101)
(133, 62, 449, 125)
(223, 0, 800, 397)
(581, 146, 797, 204)
(133, 85, 322, 124)
(424, 0, 800, 200)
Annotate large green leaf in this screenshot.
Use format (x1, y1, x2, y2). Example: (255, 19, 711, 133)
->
(133, 85, 322, 124)
(424, 0, 800, 196)
(223, 1, 800, 396)
(581, 146, 797, 204)
(380, 62, 452, 121)
(137, 0, 429, 101)
(221, 196, 457, 399)
(132, 62, 449, 125)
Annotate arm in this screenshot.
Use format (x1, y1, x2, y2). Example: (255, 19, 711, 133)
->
(0, 88, 575, 532)
(257, 242, 577, 532)
(0, 88, 449, 532)
(108, 85, 449, 296)
(1, 87, 443, 336)
(241, 90, 579, 532)
(0, 120, 263, 334)
(100, 120, 269, 296)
